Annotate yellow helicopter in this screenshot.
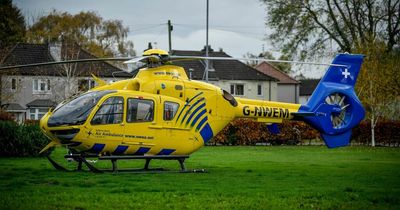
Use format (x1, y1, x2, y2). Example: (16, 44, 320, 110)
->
(1, 49, 365, 172)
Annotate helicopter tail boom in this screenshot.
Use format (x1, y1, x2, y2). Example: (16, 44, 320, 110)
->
(296, 53, 365, 148)
(234, 53, 365, 148)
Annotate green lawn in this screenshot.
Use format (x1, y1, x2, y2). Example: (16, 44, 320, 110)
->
(0, 146, 399, 209)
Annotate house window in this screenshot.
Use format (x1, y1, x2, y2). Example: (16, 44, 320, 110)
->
(11, 78, 17, 90)
(29, 108, 49, 120)
(230, 84, 244, 96)
(33, 79, 51, 93)
(78, 79, 96, 91)
(257, 84, 263, 96)
(91, 97, 124, 125)
(164, 101, 179, 121)
(127, 98, 154, 122)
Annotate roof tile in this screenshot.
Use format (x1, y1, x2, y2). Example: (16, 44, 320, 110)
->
(255, 62, 299, 84)
(171, 49, 277, 81)
(0, 43, 130, 77)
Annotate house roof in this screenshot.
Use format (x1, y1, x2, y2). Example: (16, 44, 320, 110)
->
(26, 99, 57, 107)
(299, 79, 320, 96)
(170, 48, 277, 81)
(2, 103, 26, 112)
(255, 61, 299, 84)
(0, 43, 130, 78)
(0, 43, 57, 75)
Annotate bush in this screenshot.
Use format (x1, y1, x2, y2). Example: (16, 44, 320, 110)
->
(0, 120, 52, 157)
(211, 119, 400, 147)
(24, 119, 40, 126)
(352, 120, 400, 146)
(0, 109, 14, 121)
(211, 119, 319, 146)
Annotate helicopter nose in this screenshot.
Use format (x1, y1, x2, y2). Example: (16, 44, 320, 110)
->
(40, 112, 55, 140)
(40, 110, 80, 144)
(50, 129, 80, 144)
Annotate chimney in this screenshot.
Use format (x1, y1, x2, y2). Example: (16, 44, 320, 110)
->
(49, 42, 62, 61)
(201, 45, 214, 53)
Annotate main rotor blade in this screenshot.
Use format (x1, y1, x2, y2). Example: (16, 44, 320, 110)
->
(0, 53, 349, 70)
(170, 55, 348, 67)
(0, 57, 134, 70)
(123, 55, 159, 64)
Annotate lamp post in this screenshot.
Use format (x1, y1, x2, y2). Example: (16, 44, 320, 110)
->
(205, 0, 209, 82)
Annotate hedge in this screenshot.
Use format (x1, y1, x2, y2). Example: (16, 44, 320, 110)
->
(210, 119, 400, 146)
(352, 120, 400, 146)
(211, 119, 319, 146)
(0, 121, 52, 157)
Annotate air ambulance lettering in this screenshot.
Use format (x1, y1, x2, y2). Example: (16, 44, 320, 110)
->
(94, 129, 123, 138)
(243, 106, 290, 119)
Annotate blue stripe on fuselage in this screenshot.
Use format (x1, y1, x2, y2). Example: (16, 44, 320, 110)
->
(186, 103, 206, 126)
(190, 109, 207, 128)
(89, 143, 105, 154)
(180, 98, 205, 124)
(113, 145, 129, 155)
(175, 92, 203, 122)
(196, 116, 208, 131)
(133, 147, 150, 155)
(200, 123, 213, 143)
(157, 149, 176, 155)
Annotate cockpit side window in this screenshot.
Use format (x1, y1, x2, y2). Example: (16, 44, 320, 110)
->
(127, 98, 154, 123)
(47, 90, 115, 127)
(91, 96, 124, 125)
(164, 101, 179, 121)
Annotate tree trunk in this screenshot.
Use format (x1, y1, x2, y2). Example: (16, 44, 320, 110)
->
(370, 116, 375, 147)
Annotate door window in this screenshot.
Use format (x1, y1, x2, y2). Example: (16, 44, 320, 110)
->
(164, 102, 179, 121)
(127, 98, 154, 122)
(91, 97, 124, 125)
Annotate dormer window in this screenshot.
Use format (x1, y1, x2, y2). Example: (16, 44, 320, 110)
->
(33, 79, 51, 94)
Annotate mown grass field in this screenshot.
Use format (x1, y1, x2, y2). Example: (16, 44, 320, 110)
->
(0, 146, 399, 209)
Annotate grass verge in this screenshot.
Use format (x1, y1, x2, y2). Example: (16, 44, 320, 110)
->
(0, 146, 399, 209)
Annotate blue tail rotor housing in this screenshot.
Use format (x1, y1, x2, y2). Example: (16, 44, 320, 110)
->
(298, 54, 365, 148)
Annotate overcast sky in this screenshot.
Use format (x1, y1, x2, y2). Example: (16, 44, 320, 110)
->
(14, 0, 329, 78)
(15, 0, 272, 58)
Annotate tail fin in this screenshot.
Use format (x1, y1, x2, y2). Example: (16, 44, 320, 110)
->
(298, 54, 365, 148)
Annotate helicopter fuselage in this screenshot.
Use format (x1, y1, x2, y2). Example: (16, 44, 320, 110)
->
(40, 65, 301, 155)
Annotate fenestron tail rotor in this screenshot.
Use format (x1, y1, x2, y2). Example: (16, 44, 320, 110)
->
(324, 93, 351, 129)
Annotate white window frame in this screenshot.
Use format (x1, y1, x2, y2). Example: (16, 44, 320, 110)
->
(29, 108, 48, 120)
(257, 83, 263, 96)
(230, 83, 244, 96)
(33, 79, 51, 94)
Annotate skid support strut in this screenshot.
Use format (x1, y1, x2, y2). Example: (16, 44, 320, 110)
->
(46, 154, 200, 173)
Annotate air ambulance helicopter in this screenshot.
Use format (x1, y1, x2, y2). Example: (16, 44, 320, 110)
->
(0, 49, 365, 173)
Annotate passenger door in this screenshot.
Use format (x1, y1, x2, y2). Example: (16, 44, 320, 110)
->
(87, 96, 125, 153)
(123, 97, 157, 154)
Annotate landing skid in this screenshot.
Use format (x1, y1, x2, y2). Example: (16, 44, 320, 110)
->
(46, 154, 206, 173)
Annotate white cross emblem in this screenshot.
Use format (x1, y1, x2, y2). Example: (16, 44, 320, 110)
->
(342, 68, 351, 79)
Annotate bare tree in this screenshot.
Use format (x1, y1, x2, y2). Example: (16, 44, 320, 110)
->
(261, 0, 400, 58)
